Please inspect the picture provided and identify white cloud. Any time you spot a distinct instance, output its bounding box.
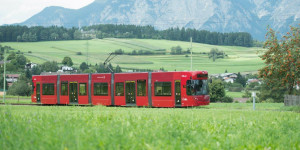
[0,0,94,25]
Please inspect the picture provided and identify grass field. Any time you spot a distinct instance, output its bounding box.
[2,39,264,74]
[226,91,244,98]
[0,103,299,149]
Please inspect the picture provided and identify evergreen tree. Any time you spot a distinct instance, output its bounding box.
[115,65,122,73]
[96,64,107,73]
[235,72,246,87]
[25,68,32,80]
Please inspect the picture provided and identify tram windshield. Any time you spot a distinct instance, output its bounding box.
[186,80,209,95]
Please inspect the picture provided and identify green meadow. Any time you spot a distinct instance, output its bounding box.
[2,38,264,74]
[0,103,299,149]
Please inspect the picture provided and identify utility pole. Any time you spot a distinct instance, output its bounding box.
[86,41,89,65]
[3,47,6,103]
[190,37,193,71]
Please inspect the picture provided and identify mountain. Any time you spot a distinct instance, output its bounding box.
[21,0,300,40]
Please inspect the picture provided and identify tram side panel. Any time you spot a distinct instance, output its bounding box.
[151,72,176,107]
[114,73,149,106]
[91,74,112,105]
[60,74,89,105]
[40,75,58,104]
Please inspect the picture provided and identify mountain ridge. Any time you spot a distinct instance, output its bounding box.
[20,0,300,40]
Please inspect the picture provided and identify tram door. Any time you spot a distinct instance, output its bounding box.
[175,80,181,106]
[125,81,136,104]
[36,83,41,102]
[69,82,78,103]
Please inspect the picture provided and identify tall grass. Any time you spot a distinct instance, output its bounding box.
[0,104,299,149]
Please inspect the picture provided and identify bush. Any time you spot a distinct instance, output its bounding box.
[266,98,274,103]
[28,51,32,53]
[221,96,233,103]
[76,52,82,55]
[228,83,243,92]
[7,80,31,96]
[209,79,225,102]
[229,87,243,92]
[242,89,251,98]
[253,86,261,91]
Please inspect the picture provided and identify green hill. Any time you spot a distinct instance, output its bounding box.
[2,38,264,74]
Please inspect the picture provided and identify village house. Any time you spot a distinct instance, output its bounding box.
[25,62,37,69]
[247,78,261,84]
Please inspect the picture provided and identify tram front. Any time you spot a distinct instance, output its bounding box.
[183,71,210,106]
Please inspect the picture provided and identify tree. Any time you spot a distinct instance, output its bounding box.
[235,72,246,87]
[209,48,218,62]
[50,33,59,40]
[40,61,59,72]
[62,56,73,66]
[209,79,225,102]
[258,81,287,102]
[16,54,27,66]
[115,65,122,73]
[0,75,8,90]
[62,33,70,40]
[7,80,31,100]
[31,65,41,75]
[7,52,16,60]
[259,25,300,95]
[73,30,82,40]
[170,46,182,55]
[80,62,89,71]
[96,64,107,73]
[25,68,32,80]
[131,50,137,55]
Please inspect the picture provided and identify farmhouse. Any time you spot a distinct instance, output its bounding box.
[5,74,20,87]
[61,66,74,71]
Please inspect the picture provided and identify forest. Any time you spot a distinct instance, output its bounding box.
[0,24,253,47]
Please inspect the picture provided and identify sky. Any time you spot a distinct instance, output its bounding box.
[0,0,95,25]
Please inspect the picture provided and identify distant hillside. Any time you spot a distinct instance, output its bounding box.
[2,39,264,74]
[20,0,300,40]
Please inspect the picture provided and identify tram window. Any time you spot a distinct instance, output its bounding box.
[137,80,146,96]
[79,83,87,96]
[186,80,209,95]
[61,82,68,96]
[154,82,171,96]
[42,83,55,95]
[115,82,124,96]
[94,83,108,96]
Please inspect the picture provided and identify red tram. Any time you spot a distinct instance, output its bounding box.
[31,71,210,107]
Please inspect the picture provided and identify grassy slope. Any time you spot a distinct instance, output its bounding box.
[0,104,299,149]
[3,39,264,74]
